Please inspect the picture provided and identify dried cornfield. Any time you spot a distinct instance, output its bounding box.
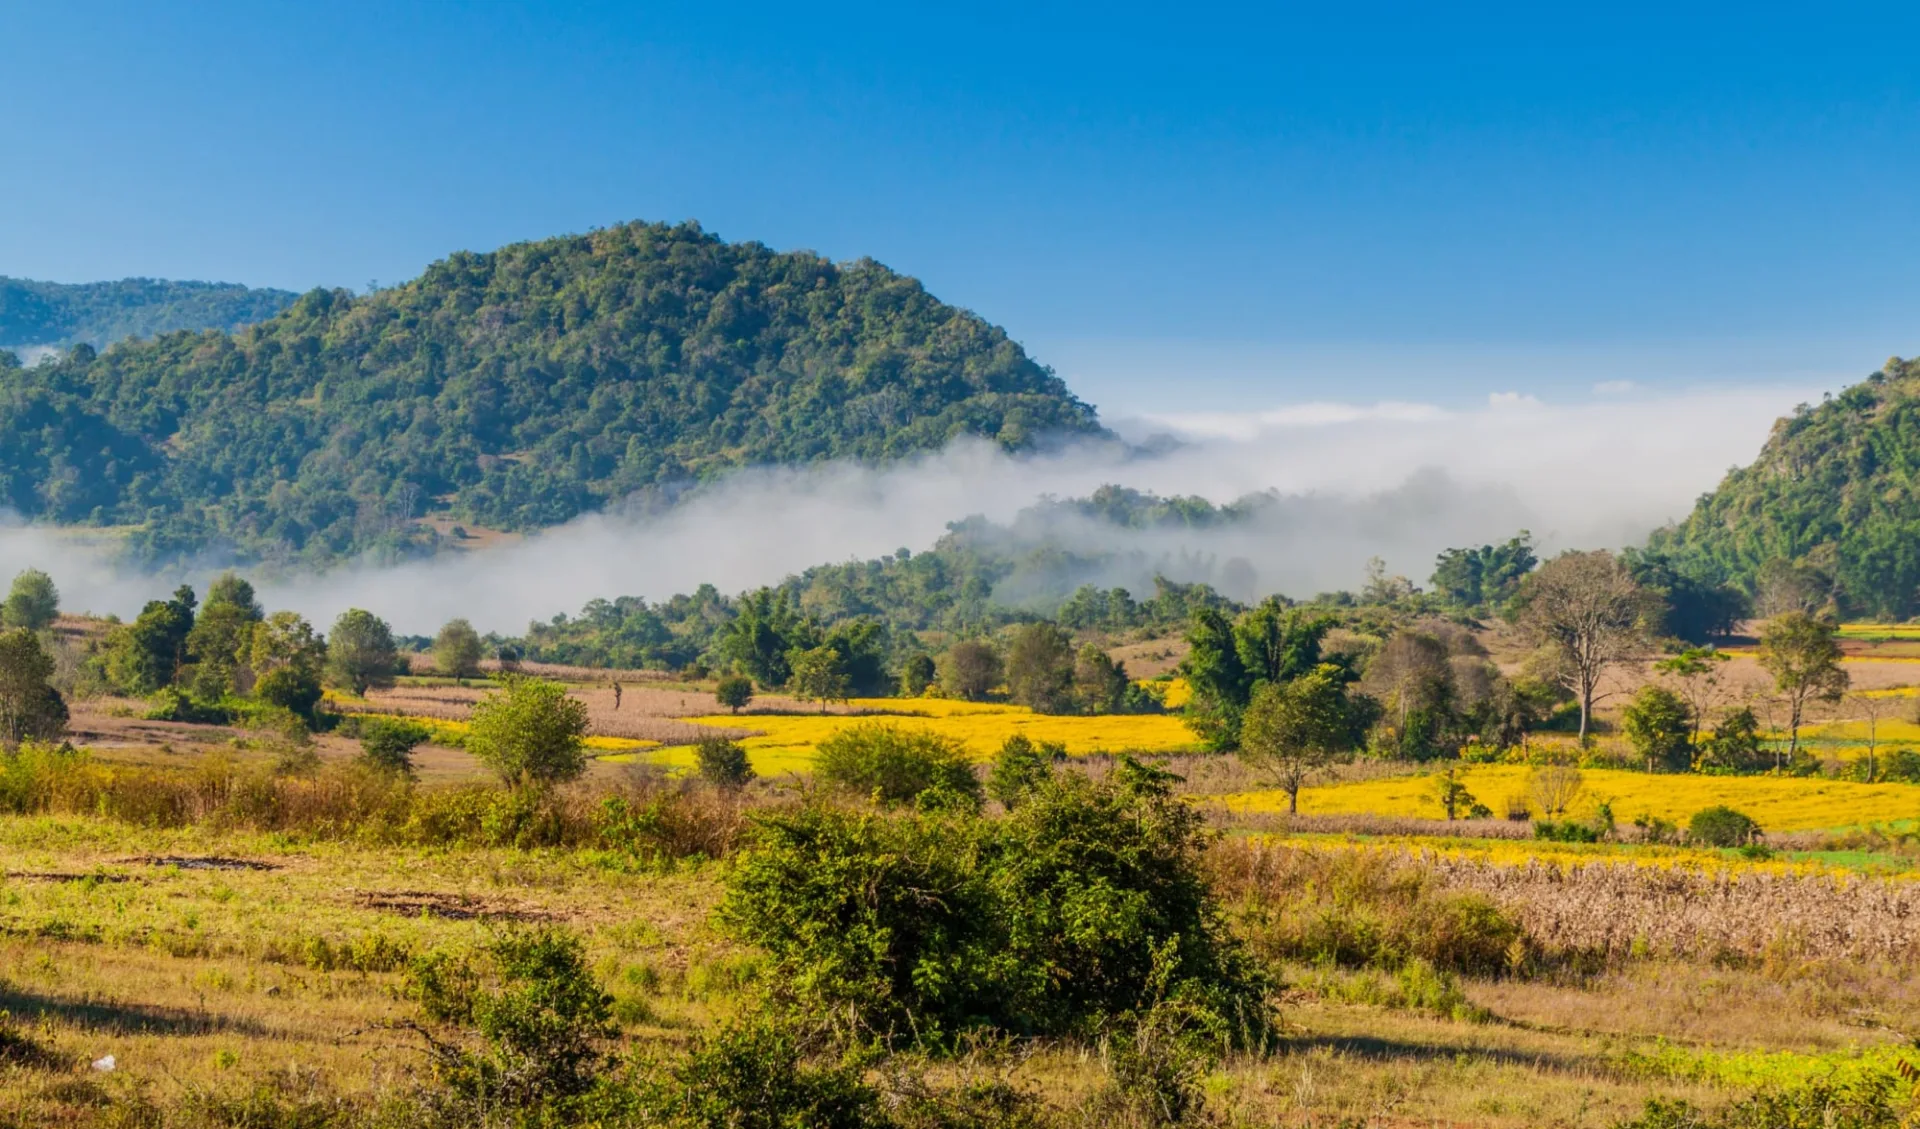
[1213,839,1920,965]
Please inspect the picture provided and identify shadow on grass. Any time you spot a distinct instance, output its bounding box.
[0,984,273,1039]
[1277,1031,1591,1074]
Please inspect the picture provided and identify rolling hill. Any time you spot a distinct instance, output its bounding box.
[0,221,1105,566]
[0,276,296,352]
[1648,356,1920,619]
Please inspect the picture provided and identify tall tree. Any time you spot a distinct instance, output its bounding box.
[326,608,400,696]
[1653,646,1731,753]
[466,677,590,791]
[1621,685,1693,772]
[2,569,58,630]
[434,618,485,681]
[1181,606,1249,751]
[1512,550,1651,744]
[940,639,1001,702]
[1005,622,1076,714]
[1237,663,1355,814]
[0,628,66,745]
[787,644,852,712]
[1757,611,1849,759]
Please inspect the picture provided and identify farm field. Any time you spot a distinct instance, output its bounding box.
[1224,764,1920,833]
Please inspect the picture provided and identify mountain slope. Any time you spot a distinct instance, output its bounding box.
[1647,356,1920,619]
[0,277,296,351]
[0,221,1103,565]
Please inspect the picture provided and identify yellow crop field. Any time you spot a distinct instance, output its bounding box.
[356,711,659,753]
[1261,833,1881,879]
[637,700,1201,777]
[1800,717,1920,744]
[1841,623,1920,640]
[1223,765,1920,831]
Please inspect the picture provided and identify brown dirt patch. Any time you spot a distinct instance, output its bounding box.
[353,890,553,922]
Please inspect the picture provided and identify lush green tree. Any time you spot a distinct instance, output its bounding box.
[787,644,852,712]
[254,665,323,724]
[1072,643,1130,714]
[714,673,754,714]
[985,733,1058,810]
[434,618,484,681]
[325,608,400,696]
[1237,663,1357,813]
[0,628,66,745]
[1757,611,1849,759]
[695,736,753,791]
[1005,622,1076,714]
[248,610,325,679]
[899,652,936,696]
[1696,706,1767,773]
[1621,685,1693,772]
[1234,598,1332,687]
[939,639,1001,701]
[103,586,196,694]
[184,584,262,700]
[1431,533,1537,609]
[465,677,591,791]
[1,569,58,630]
[716,589,811,689]
[1181,607,1249,751]
[1654,646,1731,752]
[203,572,262,618]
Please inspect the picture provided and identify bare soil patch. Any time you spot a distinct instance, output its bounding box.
[352,889,552,922]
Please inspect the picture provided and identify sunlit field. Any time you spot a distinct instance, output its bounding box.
[1223,764,1920,832]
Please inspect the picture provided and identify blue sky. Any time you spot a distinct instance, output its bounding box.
[3,1,1917,412]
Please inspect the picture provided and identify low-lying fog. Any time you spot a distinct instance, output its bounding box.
[0,384,1820,633]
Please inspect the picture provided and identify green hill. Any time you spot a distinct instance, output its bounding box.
[0,277,296,351]
[1647,356,1920,619]
[0,221,1104,565]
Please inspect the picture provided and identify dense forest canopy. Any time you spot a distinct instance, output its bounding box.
[0,277,295,351]
[1648,357,1920,620]
[0,221,1105,566]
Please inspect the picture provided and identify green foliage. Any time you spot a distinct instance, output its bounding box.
[406,926,614,1110]
[714,673,754,713]
[1647,358,1920,621]
[1431,532,1537,609]
[143,685,230,725]
[940,639,1002,701]
[1237,664,1357,812]
[103,585,196,694]
[813,723,981,809]
[984,734,1057,810]
[254,666,323,723]
[1004,622,1076,714]
[1,568,57,630]
[721,766,1269,1048]
[1611,1075,1916,1129]
[325,608,400,696]
[646,1017,885,1129]
[899,653,936,696]
[1179,607,1248,751]
[1621,685,1693,771]
[0,274,294,350]
[361,718,432,776]
[695,736,753,790]
[1689,805,1762,847]
[1758,611,1849,755]
[0,628,66,745]
[433,618,484,680]
[789,644,854,710]
[1697,707,1767,773]
[2,223,1100,566]
[465,676,590,790]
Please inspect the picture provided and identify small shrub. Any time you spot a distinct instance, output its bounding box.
[144,686,231,724]
[360,718,432,776]
[646,1016,884,1129]
[696,736,753,790]
[813,723,981,809]
[714,674,754,714]
[406,926,614,1109]
[1533,819,1601,843]
[1689,805,1761,847]
[254,666,323,723]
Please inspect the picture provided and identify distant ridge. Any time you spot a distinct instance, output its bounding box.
[0,220,1106,566]
[0,276,296,351]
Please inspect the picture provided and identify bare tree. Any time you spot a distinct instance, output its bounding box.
[1513,550,1652,744]
[1853,691,1888,781]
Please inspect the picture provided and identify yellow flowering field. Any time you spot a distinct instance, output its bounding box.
[1840,623,1920,640]
[353,711,659,753]
[1260,833,1887,879]
[635,700,1201,777]
[1222,765,1920,831]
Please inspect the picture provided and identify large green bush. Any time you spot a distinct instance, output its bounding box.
[720,758,1269,1048]
[813,723,981,809]
[1689,805,1762,847]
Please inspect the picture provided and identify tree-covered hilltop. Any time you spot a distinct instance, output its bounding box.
[0,221,1105,565]
[1648,357,1920,620]
[0,277,295,351]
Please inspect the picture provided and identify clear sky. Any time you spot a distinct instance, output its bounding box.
[4,1,1916,412]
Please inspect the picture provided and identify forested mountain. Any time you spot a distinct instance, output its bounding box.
[0,277,295,351]
[0,221,1104,565]
[1648,357,1920,619]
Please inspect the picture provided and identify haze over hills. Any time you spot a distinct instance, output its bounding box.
[0,221,1105,567]
[0,276,296,353]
